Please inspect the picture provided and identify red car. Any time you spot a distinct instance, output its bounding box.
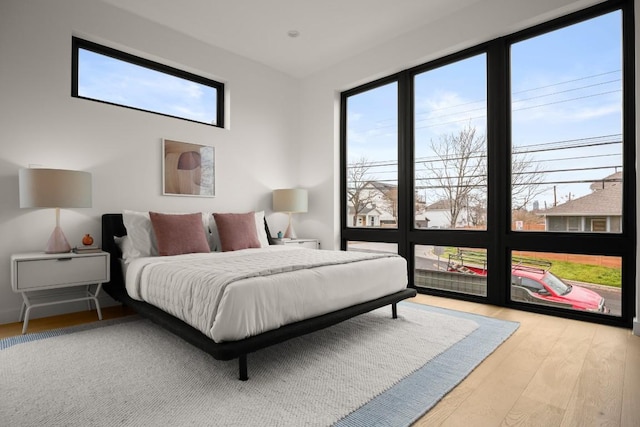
[510,266,608,313]
[447,252,608,313]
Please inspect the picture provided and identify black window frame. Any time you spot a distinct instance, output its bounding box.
[340,0,635,328]
[71,37,225,128]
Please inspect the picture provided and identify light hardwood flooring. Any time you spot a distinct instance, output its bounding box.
[1,296,638,426]
[0,305,135,338]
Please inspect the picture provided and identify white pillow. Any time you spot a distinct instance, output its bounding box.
[114,235,136,262]
[202,211,217,251]
[208,211,270,251]
[122,210,158,259]
[208,214,222,252]
[254,211,270,248]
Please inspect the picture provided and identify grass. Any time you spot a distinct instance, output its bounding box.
[548,261,621,288]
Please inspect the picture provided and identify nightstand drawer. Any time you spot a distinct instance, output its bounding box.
[273,238,320,249]
[286,240,319,249]
[15,256,108,290]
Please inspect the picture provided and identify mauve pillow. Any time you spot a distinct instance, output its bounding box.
[213,212,261,251]
[149,212,211,256]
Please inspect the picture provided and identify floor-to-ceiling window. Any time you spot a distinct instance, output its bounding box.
[340,0,634,327]
[342,77,401,255]
[508,10,625,317]
[413,53,489,297]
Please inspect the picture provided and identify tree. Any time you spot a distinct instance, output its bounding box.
[346,157,378,226]
[421,124,546,227]
[511,150,546,210]
[421,124,487,228]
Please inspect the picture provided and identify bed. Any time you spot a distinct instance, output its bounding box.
[101,213,416,380]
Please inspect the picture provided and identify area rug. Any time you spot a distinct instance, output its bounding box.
[0,303,518,426]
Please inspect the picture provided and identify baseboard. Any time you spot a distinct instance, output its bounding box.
[634,317,640,337]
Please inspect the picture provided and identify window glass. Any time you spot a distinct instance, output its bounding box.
[414,54,487,230]
[414,245,487,296]
[345,82,398,228]
[510,251,620,316]
[73,38,223,126]
[510,12,622,232]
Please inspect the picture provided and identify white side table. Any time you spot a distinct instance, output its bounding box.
[272,238,320,250]
[11,251,110,334]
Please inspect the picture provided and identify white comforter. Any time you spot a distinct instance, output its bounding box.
[125,246,407,342]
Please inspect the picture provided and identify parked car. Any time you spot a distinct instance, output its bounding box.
[447,251,608,313]
[510,265,608,313]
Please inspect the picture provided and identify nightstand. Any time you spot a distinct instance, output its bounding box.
[11,251,110,334]
[272,238,320,250]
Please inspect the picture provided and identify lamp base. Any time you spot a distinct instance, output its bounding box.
[283,213,297,239]
[45,226,72,254]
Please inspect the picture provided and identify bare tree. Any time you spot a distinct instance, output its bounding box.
[421,124,546,227]
[378,185,397,221]
[346,157,377,226]
[422,124,487,228]
[511,151,546,210]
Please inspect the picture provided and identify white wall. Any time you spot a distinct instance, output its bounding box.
[296,0,640,333]
[0,0,300,323]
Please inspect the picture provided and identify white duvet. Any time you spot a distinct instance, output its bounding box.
[125,246,408,342]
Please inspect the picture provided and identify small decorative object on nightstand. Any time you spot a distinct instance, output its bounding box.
[10,251,110,334]
[82,233,94,246]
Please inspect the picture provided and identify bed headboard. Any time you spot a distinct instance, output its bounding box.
[100,213,276,292]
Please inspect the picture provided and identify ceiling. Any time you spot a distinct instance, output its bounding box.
[99,0,483,78]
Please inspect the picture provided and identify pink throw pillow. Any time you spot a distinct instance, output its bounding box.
[213,212,261,251]
[149,212,210,256]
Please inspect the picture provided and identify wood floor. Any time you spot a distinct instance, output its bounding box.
[1,296,638,426]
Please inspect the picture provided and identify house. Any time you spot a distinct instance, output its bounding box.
[541,172,623,232]
[347,181,399,227]
[347,204,384,227]
[1,0,638,423]
[422,199,472,229]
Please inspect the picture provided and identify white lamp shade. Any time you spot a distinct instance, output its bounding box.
[19,168,92,208]
[273,188,308,213]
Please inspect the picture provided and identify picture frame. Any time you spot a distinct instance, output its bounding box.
[162,139,215,197]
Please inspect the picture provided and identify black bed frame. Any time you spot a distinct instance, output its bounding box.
[101,213,417,380]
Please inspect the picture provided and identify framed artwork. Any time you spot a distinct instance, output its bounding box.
[162,139,215,197]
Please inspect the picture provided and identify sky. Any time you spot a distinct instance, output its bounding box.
[78,49,219,125]
[347,10,623,212]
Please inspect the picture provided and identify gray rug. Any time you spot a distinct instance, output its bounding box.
[0,303,518,426]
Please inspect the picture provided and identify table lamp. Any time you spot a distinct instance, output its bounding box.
[19,168,92,253]
[272,188,308,239]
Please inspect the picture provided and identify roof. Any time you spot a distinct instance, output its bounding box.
[366,181,397,194]
[542,185,622,216]
[425,199,452,210]
[589,171,622,191]
[348,205,382,216]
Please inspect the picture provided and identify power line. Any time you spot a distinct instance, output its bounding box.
[512,89,621,113]
[511,70,620,95]
[356,70,622,131]
[414,79,620,124]
[511,79,620,104]
[348,137,622,167]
